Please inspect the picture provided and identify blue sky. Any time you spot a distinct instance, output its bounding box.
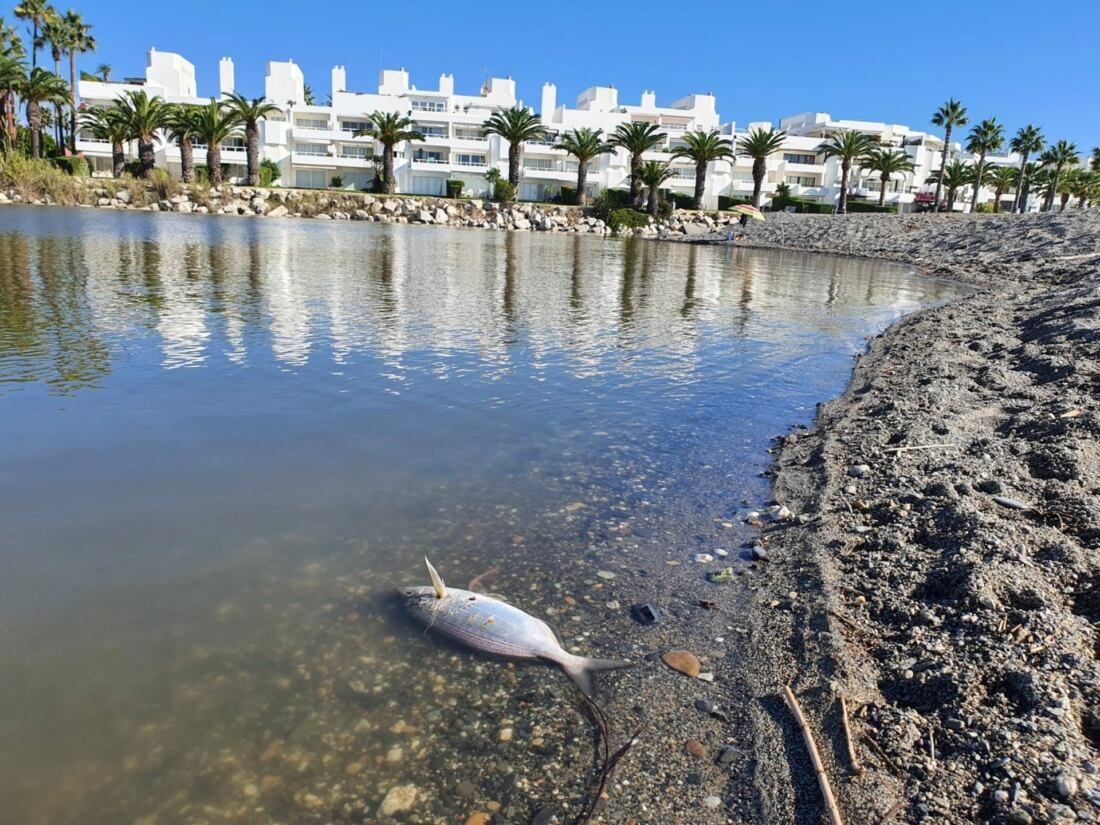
[74,0,1098,150]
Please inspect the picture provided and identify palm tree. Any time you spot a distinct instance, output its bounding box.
[1009,125,1044,213]
[930,99,967,209]
[19,65,67,157]
[0,16,23,55]
[1039,140,1079,211]
[556,127,611,205]
[95,62,109,81]
[610,121,666,206]
[61,10,93,154]
[965,118,1004,212]
[0,53,24,153]
[41,14,63,146]
[672,129,734,210]
[353,111,423,195]
[861,147,915,207]
[483,105,544,189]
[1015,161,1041,213]
[638,160,675,216]
[818,130,877,213]
[1089,147,1100,172]
[925,159,972,211]
[736,127,786,208]
[165,104,200,182]
[224,92,279,186]
[13,0,52,68]
[192,98,241,185]
[80,105,127,175]
[985,166,1017,213]
[115,89,168,177]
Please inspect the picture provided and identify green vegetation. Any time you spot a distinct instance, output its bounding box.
[445,179,463,198]
[224,92,279,186]
[607,207,649,232]
[492,178,515,204]
[329,175,343,188]
[925,159,973,211]
[817,129,877,213]
[354,111,423,195]
[609,121,665,207]
[638,159,674,216]
[1009,124,1043,213]
[861,147,915,207]
[50,153,85,175]
[556,127,611,206]
[672,129,734,210]
[483,105,544,189]
[930,99,967,211]
[736,127,786,208]
[965,117,1004,211]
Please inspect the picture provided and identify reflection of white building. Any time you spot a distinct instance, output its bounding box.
[75,49,1041,211]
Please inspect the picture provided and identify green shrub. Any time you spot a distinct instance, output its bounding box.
[493,179,515,204]
[330,175,344,188]
[668,191,695,210]
[973,202,994,214]
[15,126,57,158]
[0,153,82,204]
[52,156,90,177]
[259,159,281,187]
[446,179,464,199]
[718,195,753,210]
[658,199,674,218]
[589,188,632,221]
[607,208,650,232]
[151,168,179,200]
[558,185,577,205]
[123,160,142,177]
[845,200,897,214]
[194,165,210,184]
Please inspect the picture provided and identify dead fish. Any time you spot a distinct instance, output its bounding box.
[401,558,630,696]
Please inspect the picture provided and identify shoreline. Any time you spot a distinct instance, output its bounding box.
[715,212,1100,824]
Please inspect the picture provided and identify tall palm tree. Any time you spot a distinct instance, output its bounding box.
[1089,147,1099,172]
[861,147,915,207]
[165,104,200,182]
[736,127,786,208]
[638,160,675,216]
[672,129,734,210]
[0,53,25,153]
[95,62,109,81]
[930,98,967,209]
[1009,125,1044,213]
[353,111,423,194]
[19,65,66,157]
[80,105,128,175]
[1039,140,1079,211]
[985,166,1016,213]
[925,159,973,211]
[610,121,666,206]
[483,105,545,189]
[223,93,279,186]
[965,118,1005,212]
[192,98,241,185]
[1015,161,1041,213]
[818,130,877,213]
[60,10,93,154]
[0,16,23,55]
[115,89,168,177]
[13,0,52,68]
[556,127,612,205]
[41,14,64,147]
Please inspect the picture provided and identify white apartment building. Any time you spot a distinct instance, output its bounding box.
[76,49,1039,211]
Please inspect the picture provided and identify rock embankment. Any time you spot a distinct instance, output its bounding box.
[0,178,745,236]
[715,212,1100,825]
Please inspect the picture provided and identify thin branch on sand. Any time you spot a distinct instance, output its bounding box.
[783,684,845,825]
[840,696,863,775]
[882,443,959,454]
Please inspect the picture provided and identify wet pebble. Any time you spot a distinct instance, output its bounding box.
[595,571,616,580]
[703,795,722,809]
[377,785,418,818]
[717,745,741,765]
[662,650,701,678]
[685,740,705,758]
[849,464,872,478]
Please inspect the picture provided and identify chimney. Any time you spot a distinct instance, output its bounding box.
[540,82,556,116]
[641,90,656,109]
[331,65,346,96]
[219,57,234,96]
[438,73,454,95]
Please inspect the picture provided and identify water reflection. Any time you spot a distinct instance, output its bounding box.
[0,207,968,825]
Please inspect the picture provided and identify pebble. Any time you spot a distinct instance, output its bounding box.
[243,784,258,798]
[499,727,514,743]
[662,650,702,678]
[751,545,768,561]
[694,553,714,563]
[717,745,740,765]
[595,570,616,580]
[685,739,705,758]
[385,746,403,763]
[992,495,1029,510]
[714,548,729,557]
[345,761,364,775]
[465,815,490,825]
[377,785,418,818]
[1054,773,1078,798]
[848,464,872,478]
[697,672,715,682]
[703,795,722,809]
[456,780,477,797]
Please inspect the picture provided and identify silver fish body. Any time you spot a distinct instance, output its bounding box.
[401,584,629,695]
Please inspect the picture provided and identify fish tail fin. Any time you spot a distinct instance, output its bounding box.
[559,654,632,697]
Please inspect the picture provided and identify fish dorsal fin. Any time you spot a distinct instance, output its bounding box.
[424,557,447,599]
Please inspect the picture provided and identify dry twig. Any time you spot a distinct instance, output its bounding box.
[882,443,959,454]
[783,684,844,825]
[840,696,863,775]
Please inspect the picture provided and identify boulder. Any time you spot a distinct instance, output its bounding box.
[267,205,289,218]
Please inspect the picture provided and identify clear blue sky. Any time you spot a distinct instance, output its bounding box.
[74,0,1098,150]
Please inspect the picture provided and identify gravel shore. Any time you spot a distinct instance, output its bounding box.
[693,212,1100,824]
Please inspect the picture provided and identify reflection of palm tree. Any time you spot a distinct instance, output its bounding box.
[569,236,583,314]
[502,231,517,331]
[681,244,698,319]
[620,236,639,327]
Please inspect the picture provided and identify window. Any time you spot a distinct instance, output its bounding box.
[411,99,446,113]
[295,169,327,188]
[786,175,817,186]
[338,145,373,159]
[295,143,328,156]
[523,158,555,170]
[339,170,375,190]
[410,175,446,195]
[455,153,486,167]
[454,128,486,141]
[672,167,694,179]
[296,118,329,130]
[417,125,447,138]
[413,150,446,164]
[783,153,818,165]
[340,120,371,134]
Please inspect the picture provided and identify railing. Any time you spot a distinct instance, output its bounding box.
[413,156,447,164]
[454,132,487,141]
[295,122,330,131]
[337,152,373,160]
[78,136,109,144]
[454,160,487,168]
[295,149,330,157]
[411,101,446,113]
[663,123,688,131]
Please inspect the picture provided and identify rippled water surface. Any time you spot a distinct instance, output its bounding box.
[0,207,967,824]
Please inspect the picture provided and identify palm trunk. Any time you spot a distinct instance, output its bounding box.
[838,162,850,213]
[1019,179,1031,213]
[878,173,887,207]
[383,143,395,194]
[207,144,222,185]
[28,101,41,159]
[693,160,706,210]
[68,52,77,155]
[53,56,62,150]
[751,156,765,207]
[992,190,1002,213]
[179,137,194,183]
[576,161,588,206]
[629,156,642,206]
[1059,191,1070,211]
[508,140,521,188]
[139,138,156,178]
[1043,171,1059,211]
[245,121,259,186]
[648,184,658,216]
[1012,152,1029,213]
[970,154,985,212]
[111,141,125,177]
[947,186,957,211]
[31,23,38,68]
[933,125,951,208]
[1078,194,1087,209]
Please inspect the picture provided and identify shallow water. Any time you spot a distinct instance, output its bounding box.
[0,207,967,824]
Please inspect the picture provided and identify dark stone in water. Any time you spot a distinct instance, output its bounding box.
[685,771,702,785]
[717,745,742,765]
[530,807,555,825]
[631,603,662,625]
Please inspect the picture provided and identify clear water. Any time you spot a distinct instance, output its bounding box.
[0,207,967,824]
